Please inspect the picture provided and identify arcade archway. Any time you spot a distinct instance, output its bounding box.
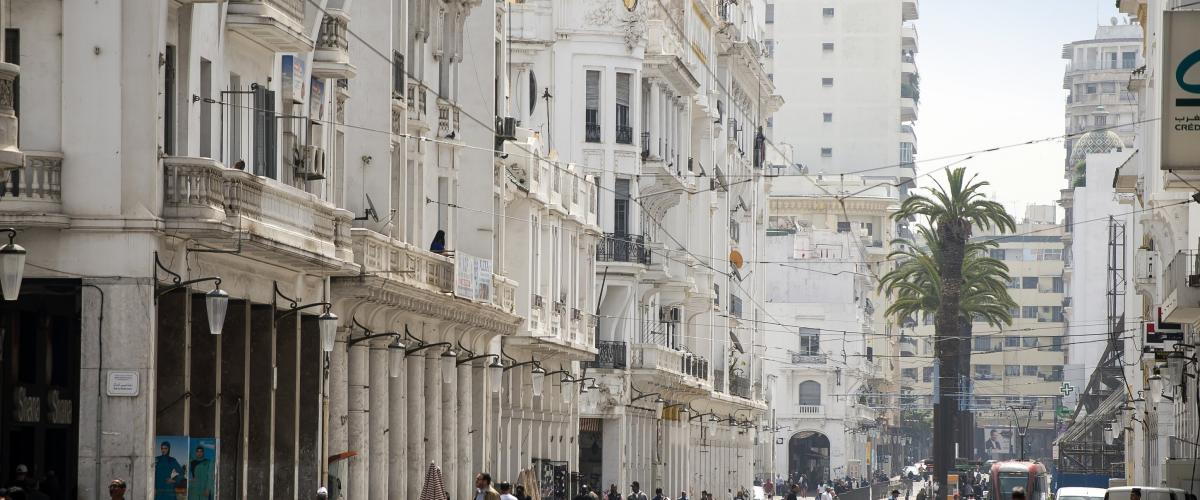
[788,431,831,484]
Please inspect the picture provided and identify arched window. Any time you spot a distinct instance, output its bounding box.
[798,381,821,406]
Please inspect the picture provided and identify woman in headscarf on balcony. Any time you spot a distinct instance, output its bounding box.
[430,230,446,254]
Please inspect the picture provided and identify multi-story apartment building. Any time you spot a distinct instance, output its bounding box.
[766,0,919,184]
[1061,21,1143,178]
[901,207,1067,464]
[764,174,898,482]
[761,0,917,481]
[1097,0,1200,489]
[0,0,604,498]
[504,0,778,493]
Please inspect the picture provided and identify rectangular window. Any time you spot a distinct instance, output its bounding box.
[822,77,834,87]
[1086,83,1097,94]
[1051,276,1064,293]
[585,70,601,143]
[902,368,917,379]
[799,328,820,355]
[5,29,16,118]
[1101,82,1116,94]
[1022,336,1039,348]
[614,178,630,235]
[822,42,835,51]
[1022,306,1037,319]
[1004,336,1021,348]
[974,365,992,379]
[765,40,775,58]
[164,44,177,156]
[1022,277,1038,289]
[973,337,991,351]
[1005,365,1020,377]
[1122,51,1137,69]
[252,84,278,178]
[822,7,835,16]
[836,222,851,233]
[615,72,632,144]
[765,3,774,23]
[1008,307,1020,318]
[1007,277,1020,289]
[990,249,1005,260]
[1023,365,1039,377]
[200,59,212,158]
[823,112,833,123]
[821,147,833,157]
[393,51,405,98]
[922,367,933,382]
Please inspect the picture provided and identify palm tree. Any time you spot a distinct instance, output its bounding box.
[883,167,1016,492]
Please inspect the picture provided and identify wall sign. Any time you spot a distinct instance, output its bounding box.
[106,371,140,397]
[1162,10,1200,170]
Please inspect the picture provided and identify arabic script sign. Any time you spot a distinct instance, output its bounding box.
[1163,11,1200,170]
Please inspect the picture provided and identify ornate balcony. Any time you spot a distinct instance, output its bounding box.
[596,233,651,265]
[0,63,20,171]
[437,100,461,139]
[162,156,355,272]
[629,343,712,394]
[312,11,357,80]
[407,82,429,132]
[0,152,66,228]
[584,340,628,370]
[226,0,313,52]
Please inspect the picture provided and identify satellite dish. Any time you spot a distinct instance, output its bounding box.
[729,249,744,269]
[355,193,380,222]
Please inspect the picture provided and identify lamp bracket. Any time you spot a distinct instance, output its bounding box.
[153,252,222,302]
[272,281,330,319]
[457,353,499,366]
[406,341,452,356]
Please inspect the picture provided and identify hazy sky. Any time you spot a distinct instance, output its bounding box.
[915,0,1124,221]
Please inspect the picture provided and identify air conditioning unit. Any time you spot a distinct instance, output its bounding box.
[297,145,327,180]
[496,117,518,142]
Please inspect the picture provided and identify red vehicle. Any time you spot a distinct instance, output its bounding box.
[989,461,1049,500]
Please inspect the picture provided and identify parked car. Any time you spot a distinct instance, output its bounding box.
[1056,486,1107,500]
[1105,487,1197,500]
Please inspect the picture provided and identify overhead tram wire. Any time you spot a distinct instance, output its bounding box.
[290,0,1162,356]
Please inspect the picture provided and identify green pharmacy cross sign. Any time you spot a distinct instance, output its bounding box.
[1059,382,1075,397]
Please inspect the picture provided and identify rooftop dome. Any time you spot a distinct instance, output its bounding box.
[1070,106,1124,164]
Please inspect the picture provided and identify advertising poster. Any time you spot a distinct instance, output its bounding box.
[188,437,218,500]
[983,427,1013,461]
[309,77,325,119]
[153,435,189,500]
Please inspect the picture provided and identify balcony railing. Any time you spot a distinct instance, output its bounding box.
[682,354,709,380]
[730,374,751,399]
[597,233,651,265]
[616,125,634,145]
[585,340,628,370]
[0,152,64,214]
[407,82,428,123]
[796,405,823,415]
[316,13,349,51]
[789,351,826,364]
[641,131,652,158]
[585,123,601,143]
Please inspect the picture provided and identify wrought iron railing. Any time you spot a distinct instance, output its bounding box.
[597,233,651,265]
[730,374,751,399]
[616,125,634,145]
[585,123,601,143]
[584,340,627,370]
[682,354,709,380]
[789,351,826,364]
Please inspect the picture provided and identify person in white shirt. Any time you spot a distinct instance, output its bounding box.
[820,486,834,500]
[498,482,518,500]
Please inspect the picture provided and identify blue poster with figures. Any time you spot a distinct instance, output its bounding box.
[188,437,218,500]
[153,436,189,500]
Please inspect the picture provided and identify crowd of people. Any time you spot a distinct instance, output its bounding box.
[570,481,753,500]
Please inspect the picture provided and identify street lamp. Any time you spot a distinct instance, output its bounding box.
[531,365,546,397]
[488,358,504,393]
[346,318,407,377]
[273,281,336,352]
[402,326,456,381]
[441,347,459,383]
[154,252,228,335]
[542,367,576,404]
[0,228,25,301]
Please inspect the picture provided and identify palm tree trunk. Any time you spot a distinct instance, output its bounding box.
[932,220,968,499]
[958,319,974,462]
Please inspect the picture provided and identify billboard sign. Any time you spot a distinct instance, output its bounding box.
[1163,11,1200,169]
[454,252,493,303]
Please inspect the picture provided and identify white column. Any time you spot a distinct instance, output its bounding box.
[442,359,459,499]
[425,352,444,467]
[649,80,661,156]
[407,356,427,500]
[388,355,407,499]
[368,344,390,500]
[457,363,474,495]
[347,343,369,499]
[327,330,349,475]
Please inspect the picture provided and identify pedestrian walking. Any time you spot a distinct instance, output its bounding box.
[798,475,808,499]
[653,487,671,500]
[473,472,501,500]
[498,482,518,500]
[628,481,649,500]
[515,485,532,500]
[679,491,690,500]
[609,485,623,500]
[108,480,127,500]
[786,484,800,500]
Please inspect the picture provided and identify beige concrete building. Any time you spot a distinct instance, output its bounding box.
[900,206,1067,463]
